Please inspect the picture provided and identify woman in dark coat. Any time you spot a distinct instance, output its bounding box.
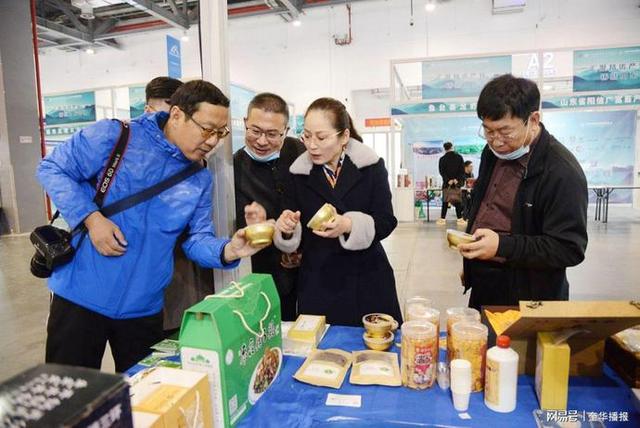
[274,97,401,326]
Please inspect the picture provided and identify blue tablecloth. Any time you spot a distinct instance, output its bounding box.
[128,326,638,427]
[239,326,638,427]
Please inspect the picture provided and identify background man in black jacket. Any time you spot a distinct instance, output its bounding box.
[458,74,588,310]
[437,142,466,226]
[234,93,305,321]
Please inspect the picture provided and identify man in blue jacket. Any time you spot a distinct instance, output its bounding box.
[37,80,265,372]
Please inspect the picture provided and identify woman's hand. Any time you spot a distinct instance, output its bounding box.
[276,210,301,235]
[313,214,352,239]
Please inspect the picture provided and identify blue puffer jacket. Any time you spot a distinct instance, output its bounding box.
[36,112,238,319]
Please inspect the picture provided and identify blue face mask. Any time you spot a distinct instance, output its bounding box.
[489,143,530,161]
[243,146,280,163]
[489,119,531,161]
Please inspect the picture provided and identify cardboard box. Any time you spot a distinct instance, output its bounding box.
[179,274,282,427]
[605,333,640,388]
[0,363,132,427]
[482,301,640,376]
[535,332,570,410]
[288,314,326,345]
[129,367,212,428]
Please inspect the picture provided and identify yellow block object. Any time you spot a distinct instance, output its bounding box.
[485,309,521,336]
[288,314,326,345]
[535,332,570,410]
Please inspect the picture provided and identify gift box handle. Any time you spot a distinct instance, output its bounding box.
[233,291,272,339]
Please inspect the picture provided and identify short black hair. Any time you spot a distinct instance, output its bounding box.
[145,76,183,102]
[443,142,453,151]
[477,74,540,122]
[464,160,473,167]
[169,80,230,116]
[247,93,290,124]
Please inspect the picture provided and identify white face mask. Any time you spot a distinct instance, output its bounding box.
[489,119,531,161]
[243,146,280,163]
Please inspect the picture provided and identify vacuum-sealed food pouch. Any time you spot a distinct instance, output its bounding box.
[294,348,352,389]
[349,350,401,387]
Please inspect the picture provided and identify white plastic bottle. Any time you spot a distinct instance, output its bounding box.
[484,335,519,413]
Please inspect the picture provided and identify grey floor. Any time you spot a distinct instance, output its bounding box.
[1,206,639,381]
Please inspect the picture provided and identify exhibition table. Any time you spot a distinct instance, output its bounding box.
[128,326,638,427]
[590,185,640,223]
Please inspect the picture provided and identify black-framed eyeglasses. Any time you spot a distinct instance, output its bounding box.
[188,114,230,140]
[245,126,287,142]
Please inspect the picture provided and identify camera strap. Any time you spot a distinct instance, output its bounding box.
[49,119,130,228]
[94,120,131,208]
[54,120,203,234]
[100,162,203,218]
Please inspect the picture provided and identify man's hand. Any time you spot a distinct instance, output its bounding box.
[276,210,301,235]
[84,211,128,257]
[458,228,499,260]
[244,202,267,226]
[313,214,352,239]
[224,221,274,262]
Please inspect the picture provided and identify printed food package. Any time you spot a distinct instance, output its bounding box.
[349,350,401,387]
[294,349,352,389]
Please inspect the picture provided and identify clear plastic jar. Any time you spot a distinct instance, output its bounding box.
[450,321,488,392]
[404,296,433,321]
[445,307,480,363]
[401,320,438,389]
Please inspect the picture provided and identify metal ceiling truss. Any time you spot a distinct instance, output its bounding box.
[122,0,190,29]
[34,0,375,52]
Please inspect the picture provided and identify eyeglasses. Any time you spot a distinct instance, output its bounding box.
[478,121,527,142]
[300,130,344,144]
[189,114,230,140]
[245,126,287,142]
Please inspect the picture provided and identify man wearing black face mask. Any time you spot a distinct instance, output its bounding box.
[458,74,588,310]
[233,93,305,321]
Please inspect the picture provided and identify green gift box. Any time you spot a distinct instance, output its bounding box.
[179,274,282,427]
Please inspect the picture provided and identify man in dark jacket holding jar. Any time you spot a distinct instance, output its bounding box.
[233,93,305,321]
[458,74,588,310]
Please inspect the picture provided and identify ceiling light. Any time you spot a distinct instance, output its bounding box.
[292,19,301,27]
[85,48,95,54]
[425,1,436,12]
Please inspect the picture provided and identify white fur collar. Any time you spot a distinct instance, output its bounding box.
[289,139,379,175]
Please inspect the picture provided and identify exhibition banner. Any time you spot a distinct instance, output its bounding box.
[128,85,146,118]
[400,116,485,208]
[44,92,96,126]
[166,35,182,79]
[230,84,257,153]
[392,100,477,115]
[573,46,640,92]
[544,110,637,203]
[421,56,511,99]
[542,93,640,109]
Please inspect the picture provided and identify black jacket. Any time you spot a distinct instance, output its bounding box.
[439,150,465,188]
[233,137,306,299]
[275,140,402,326]
[464,124,588,310]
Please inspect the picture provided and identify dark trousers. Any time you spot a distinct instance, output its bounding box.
[280,288,297,322]
[46,294,163,373]
[440,201,463,219]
